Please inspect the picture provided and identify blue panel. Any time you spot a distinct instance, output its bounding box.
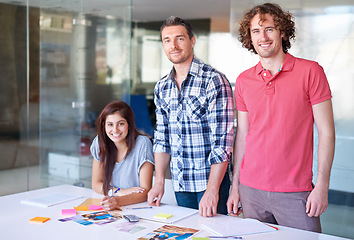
[130,95,154,137]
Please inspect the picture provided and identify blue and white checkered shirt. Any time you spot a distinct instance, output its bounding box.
[153,57,234,192]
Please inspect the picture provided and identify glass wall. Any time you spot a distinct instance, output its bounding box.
[38,0,132,188]
[0,0,131,196]
[0,2,38,195]
[230,0,354,238]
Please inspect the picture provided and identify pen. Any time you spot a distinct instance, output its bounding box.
[129,206,153,210]
[209,236,242,239]
[264,223,279,230]
[227,207,242,216]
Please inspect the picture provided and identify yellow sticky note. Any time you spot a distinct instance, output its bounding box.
[192,238,209,240]
[74,206,89,211]
[29,217,50,223]
[153,213,173,220]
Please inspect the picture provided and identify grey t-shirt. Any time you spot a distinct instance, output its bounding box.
[90,135,154,189]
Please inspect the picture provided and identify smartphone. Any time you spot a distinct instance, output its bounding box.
[123,214,140,222]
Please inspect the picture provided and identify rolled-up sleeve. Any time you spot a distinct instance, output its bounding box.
[153,82,171,154]
[207,73,234,165]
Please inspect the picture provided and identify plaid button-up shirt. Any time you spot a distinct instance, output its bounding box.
[153,57,234,192]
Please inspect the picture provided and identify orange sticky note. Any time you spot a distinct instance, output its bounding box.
[29,217,50,223]
[62,209,77,216]
[74,206,89,211]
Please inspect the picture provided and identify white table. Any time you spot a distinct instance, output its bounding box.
[0,184,350,240]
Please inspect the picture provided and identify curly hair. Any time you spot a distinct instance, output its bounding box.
[238,3,295,54]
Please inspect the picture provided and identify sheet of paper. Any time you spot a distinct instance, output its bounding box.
[201,217,276,237]
[21,193,83,208]
[80,210,117,225]
[138,224,199,240]
[128,225,146,234]
[77,198,101,207]
[120,203,198,224]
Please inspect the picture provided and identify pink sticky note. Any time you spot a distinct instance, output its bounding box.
[62,209,77,216]
[89,205,103,210]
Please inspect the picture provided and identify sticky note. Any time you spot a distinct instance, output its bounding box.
[29,217,50,223]
[89,204,103,210]
[74,206,89,211]
[192,238,209,240]
[62,209,77,216]
[153,213,173,220]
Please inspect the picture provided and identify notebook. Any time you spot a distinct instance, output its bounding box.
[21,193,83,208]
[201,217,276,237]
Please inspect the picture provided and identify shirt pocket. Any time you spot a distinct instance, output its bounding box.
[159,95,171,113]
[186,95,207,121]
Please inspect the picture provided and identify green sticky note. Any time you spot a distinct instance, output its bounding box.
[153,213,173,219]
[192,237,209,240]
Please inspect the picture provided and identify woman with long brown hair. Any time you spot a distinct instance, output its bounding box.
[91,100,154,210]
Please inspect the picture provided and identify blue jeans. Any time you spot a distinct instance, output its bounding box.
[174,172,230,215]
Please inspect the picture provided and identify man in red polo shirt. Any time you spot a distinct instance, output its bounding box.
[227,3,335,233]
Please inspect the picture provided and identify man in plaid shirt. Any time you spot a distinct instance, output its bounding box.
[147,16,234,217]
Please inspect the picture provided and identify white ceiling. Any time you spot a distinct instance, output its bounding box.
[1,0,353,22]
[131,0,231,22]
[2,0,231,21]
[131,0,354,21]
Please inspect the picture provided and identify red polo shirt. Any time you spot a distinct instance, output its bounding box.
[235,53,332,192]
